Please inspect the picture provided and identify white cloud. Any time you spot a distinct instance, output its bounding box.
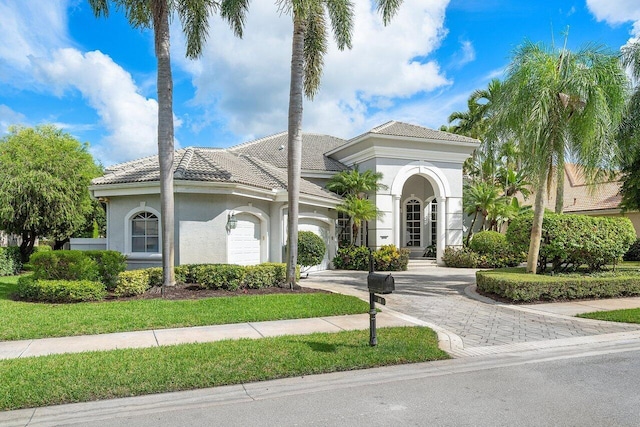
[449,39,476,69]
[0,0,71,87]
[586,0,640,38]
[30,48,159,164]
[0,105,27,134]
[173,0,451,140]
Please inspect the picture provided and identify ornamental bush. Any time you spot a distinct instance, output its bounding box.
[332,245,371,270]
[193,264,246,290]
[84,250,127,291]
[442,246,479,268]
[114,270,151,297]
[30,250,99,282]
[16,276,106,302]
[373,245,409,271]
[297,231,326,270]
[507,212,636,273]
[469,231,507,255]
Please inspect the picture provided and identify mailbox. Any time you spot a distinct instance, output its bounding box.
[367,272,395,294]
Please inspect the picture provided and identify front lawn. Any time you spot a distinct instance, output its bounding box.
[0,326,448,411]
[578,308,640,323]
[0,276,369,341]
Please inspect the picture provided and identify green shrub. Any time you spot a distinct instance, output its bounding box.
[146,267,164,287]
[16,276,106,303]
[83,250,127,291]
[30,250,100,282]
[469,231,507,255]
[374,245,409,271]
[477,268,640,302]
[0,247,20,276]
[332,245,371,270]
[114,270,151,297]
[624,238,640,261]
[442,246,479,268]
[175,264,199,284]
[193,264,246,290]
[297,231,326,270]
[243,264,277,289]
[507,212,636,272]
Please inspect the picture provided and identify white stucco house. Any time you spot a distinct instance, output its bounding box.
[88,121,478,269]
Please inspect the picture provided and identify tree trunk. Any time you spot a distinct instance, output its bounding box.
[285,15,305,289]
[19,230,36,264]
[526,172,548,273]
[466,210,479,245]
[153,2,175,290]
[554,159,565,213]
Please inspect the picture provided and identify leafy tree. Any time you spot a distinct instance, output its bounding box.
[279,0,402,288]
[88,0,248,289]
[0,125,102,262]
[495,40,627,273]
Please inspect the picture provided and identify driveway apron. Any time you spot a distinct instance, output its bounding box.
[303,263,640,357]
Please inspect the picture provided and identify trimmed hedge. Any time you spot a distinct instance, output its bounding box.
[442,247,479,268]
[193,264,246,290]
[332,245,410,271]
[29,250,126,288]
[476,268,640,302]
[16,276,106,303]
[114,270,152,297]
[507,212,636,272]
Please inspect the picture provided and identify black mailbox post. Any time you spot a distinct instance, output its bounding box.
[367,251,394,346]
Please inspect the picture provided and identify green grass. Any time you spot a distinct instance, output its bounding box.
[0,326,448,411]
[578,308,640,323]
[0,276,369,340]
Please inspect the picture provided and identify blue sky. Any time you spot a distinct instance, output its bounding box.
[1,0,639,166]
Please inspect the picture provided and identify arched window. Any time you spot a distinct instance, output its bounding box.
[131,212,159,253]
[405,199,421,247]
[430,199,437,245]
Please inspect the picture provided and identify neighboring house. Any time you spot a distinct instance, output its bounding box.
[537,163,640,236]
[89,121,478,269]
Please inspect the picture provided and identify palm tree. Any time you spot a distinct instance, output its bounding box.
[618,40,640,211]
[495,40,627,273]
[463,181,502,245]
[326,168,387,198]
[336,195,382,245]
[88,0,247,290]
[279,0,402,288]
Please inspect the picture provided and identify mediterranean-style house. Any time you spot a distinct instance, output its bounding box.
[87,121,479,269]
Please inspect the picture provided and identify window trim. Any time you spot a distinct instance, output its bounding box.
[124,205,162,260]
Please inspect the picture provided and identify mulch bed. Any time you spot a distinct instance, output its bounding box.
[116,283,330,301]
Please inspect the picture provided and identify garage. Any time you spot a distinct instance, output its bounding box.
[228,213,262,265]
[299,219,331,271]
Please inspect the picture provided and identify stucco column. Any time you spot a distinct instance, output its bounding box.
[436,196,446,266]
[393,195,401,248]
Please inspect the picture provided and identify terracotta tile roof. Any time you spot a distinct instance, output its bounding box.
[362,120,480,144]
[229,132,348,172]
[92,148,341,201]
[534,164,623,212]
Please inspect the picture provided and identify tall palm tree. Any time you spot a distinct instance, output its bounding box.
[618,41,640,211]
[279,0,402,288]
[88,0,248,289]
[495,40,627,273]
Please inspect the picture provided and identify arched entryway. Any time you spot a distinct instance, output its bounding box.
[390,161,452,264]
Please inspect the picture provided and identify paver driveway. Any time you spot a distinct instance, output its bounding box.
[304,263,640,357]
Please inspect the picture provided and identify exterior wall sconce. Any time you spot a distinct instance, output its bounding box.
[226,212,238,233]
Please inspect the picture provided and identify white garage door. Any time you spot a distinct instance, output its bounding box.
[299,219,330,271]
[228,213,261,265]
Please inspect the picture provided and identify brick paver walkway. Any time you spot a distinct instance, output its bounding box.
[305,264,640,354]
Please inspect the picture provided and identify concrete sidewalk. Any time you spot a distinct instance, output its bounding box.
[0,312,417,360]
